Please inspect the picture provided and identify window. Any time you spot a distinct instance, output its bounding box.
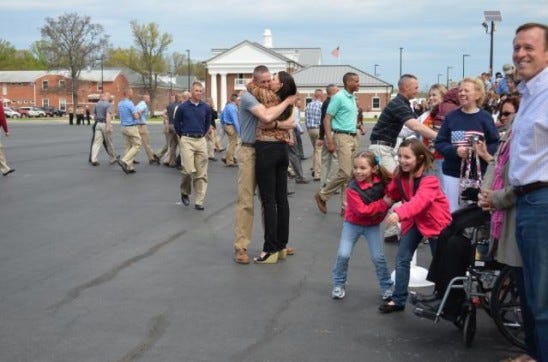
[58,79,65,88]
[42,80,49,90]
[42,99,49,107]
[59,99,66,111]
[372,97,380,109]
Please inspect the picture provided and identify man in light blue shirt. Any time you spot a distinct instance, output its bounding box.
[116,88,141,173]
[220,93,240,166]
[508,23,548,362]
[136,94,160,165]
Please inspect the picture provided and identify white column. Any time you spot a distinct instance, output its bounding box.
[220,72,227,112]
[210,72,218,110]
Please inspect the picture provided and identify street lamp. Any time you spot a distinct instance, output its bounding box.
[374,64,379,77]
[168,71,173,96]
[399,47,403,78]
[483,10,502,74]
[186,49,191,90]
[437,73,443,84]
[96,54,104,92]
[446,66,453,88]
[462,54,470,78]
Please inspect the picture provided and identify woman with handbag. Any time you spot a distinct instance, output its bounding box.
[434,77,500,212]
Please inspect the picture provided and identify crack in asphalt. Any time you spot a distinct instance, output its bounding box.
[47,230,187,313]
[117,313,169,362]
[228,252,318,362]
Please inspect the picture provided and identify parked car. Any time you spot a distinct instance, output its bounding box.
[17,106,46,117]
[41,107,66,117]
[4,107,21,118]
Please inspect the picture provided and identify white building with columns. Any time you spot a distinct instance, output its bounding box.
[204,29,322,111]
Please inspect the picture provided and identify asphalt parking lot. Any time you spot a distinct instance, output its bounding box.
[0,121,521,361]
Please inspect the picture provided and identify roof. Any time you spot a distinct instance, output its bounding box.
[0,69,122,83]
[206,40,301,66]
[271,47,322,67]
[0,71,49,82]
[121,69,195,90]
[292,65,393,88]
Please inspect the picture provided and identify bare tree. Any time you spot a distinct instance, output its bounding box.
[128,21,172,111]
[40,13,109,109]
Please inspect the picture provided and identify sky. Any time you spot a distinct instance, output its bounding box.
[0,0,546,90]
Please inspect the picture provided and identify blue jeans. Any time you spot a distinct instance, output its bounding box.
[332,221,392,296]
[392,225,424,307]
[515,187,548,361]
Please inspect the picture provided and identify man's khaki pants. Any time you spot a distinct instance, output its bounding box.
[0,140,11,174]
[137,124,155,161]
[179,136,208,206]
[318,133,358,210]
[223,125,238,165]
[121,126,142,169]
[90,122,115,163]
[234,145,256,251]
[307,128,321,178]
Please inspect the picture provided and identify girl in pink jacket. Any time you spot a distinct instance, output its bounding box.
[379,138,451,313]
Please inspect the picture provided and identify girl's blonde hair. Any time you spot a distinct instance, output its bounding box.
[353,150,391,184]
[459,77,486,106]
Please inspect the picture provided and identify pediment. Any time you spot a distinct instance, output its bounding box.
[207,41,287,66]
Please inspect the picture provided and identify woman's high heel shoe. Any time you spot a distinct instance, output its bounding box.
[253,252,279,264]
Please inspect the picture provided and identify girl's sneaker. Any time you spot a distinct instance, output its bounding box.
[331,286,346,299]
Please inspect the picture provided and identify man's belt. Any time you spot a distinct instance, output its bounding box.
[181,133,203,139]
[333,129,356,136]
[370,140,395,148]
[514,181,548,196]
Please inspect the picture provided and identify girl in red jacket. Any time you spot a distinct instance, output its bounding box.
[331,151,393,300]
[379,138,451,313]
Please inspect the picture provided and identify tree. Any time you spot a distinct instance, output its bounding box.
[0,39,49,70]
[126,21,172,111]
[40,13,109,108]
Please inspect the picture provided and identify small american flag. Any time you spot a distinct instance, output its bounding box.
[331,46,340,58]
[451,130,484,147]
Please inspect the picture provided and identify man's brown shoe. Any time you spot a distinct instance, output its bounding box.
[234,249,250,264]
[314,192,327,214]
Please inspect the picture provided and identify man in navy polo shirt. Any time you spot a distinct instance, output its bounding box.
[173,82,212,211]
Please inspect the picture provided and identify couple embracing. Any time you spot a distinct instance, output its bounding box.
[233,65,298,264]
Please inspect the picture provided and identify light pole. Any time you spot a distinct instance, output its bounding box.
[96,54,104,92]
[482,11,502,74]
[168,71,173,97]
[437,73,443,84]
[446,66,453,88]
[462,54,470,79]
[374,64,379,77]
[186,49,191,90]
[399,47,403,78]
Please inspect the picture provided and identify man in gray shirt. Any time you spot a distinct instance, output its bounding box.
[89,92,116,166]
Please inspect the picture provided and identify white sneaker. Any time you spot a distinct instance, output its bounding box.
[331,286,346,299]
[382,289,393,301]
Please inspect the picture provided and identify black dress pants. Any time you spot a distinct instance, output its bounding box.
[255,141,290,253]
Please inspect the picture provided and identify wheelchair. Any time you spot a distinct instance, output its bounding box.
[410,205,526,349]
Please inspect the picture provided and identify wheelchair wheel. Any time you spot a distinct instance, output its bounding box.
[463,303,477,347]
[490,266,526,350]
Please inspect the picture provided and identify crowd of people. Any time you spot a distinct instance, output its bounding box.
[0,21,545,362]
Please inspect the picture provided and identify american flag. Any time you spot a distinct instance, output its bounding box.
[451,130,484,147]
[331,46,340,58]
